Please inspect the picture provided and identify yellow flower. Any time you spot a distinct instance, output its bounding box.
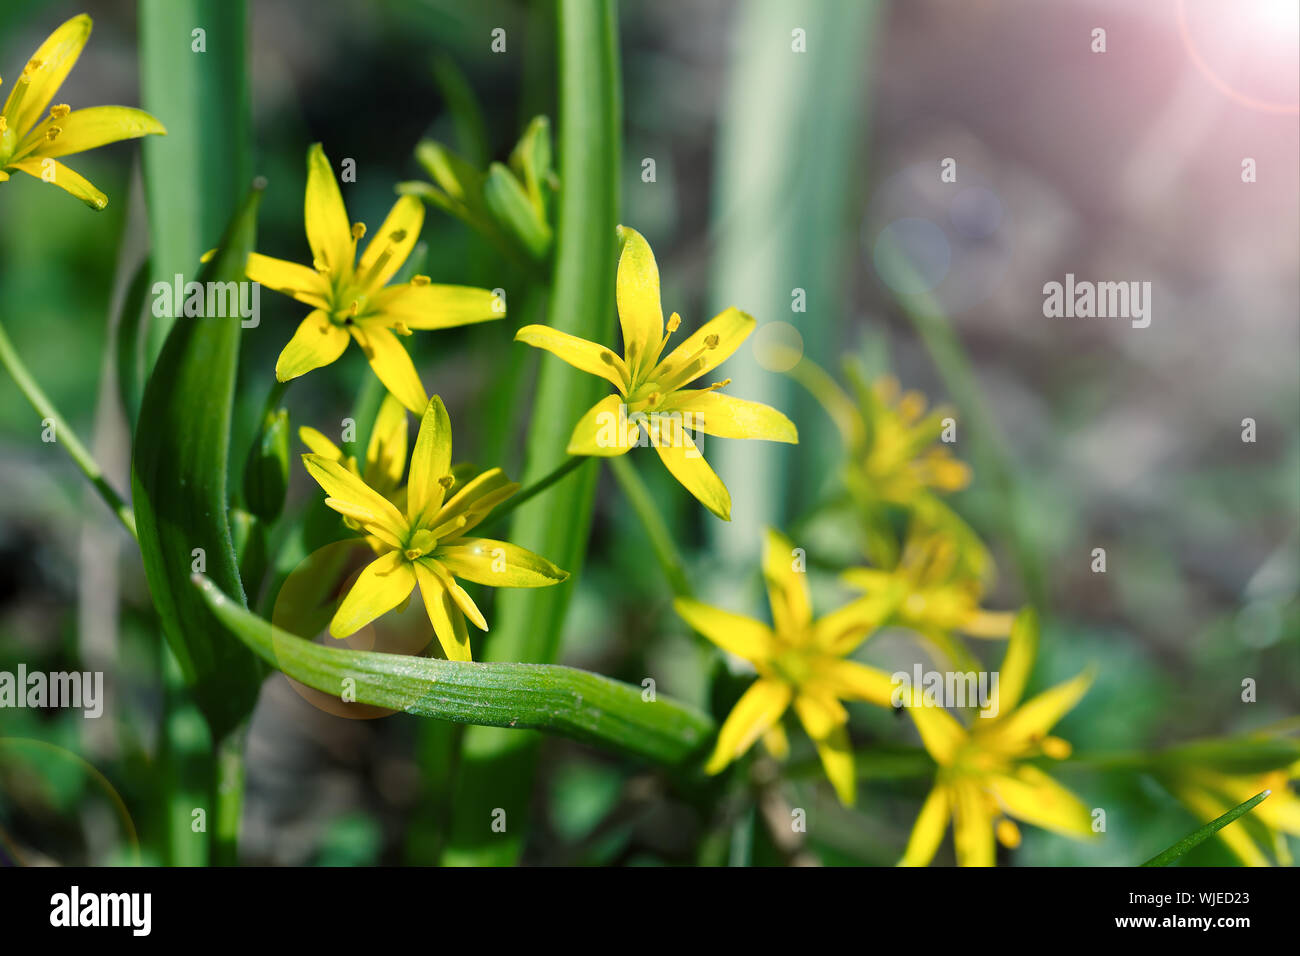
[300,392,409,502]
[302,395,568,661]
[674,528,896,805]
[242,143,504,413]
[515,225,797,520]
[899,608,1095,866]
[1165,760,1300,866]
[842,527,1014,642]
[0,15,165,208]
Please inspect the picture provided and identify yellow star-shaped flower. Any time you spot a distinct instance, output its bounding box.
[674,529,896,805]
[515,225,797,520]
[0,15,165,209]
[899,608,1095,866]
[240,143,504,412]
[302,395,568,661]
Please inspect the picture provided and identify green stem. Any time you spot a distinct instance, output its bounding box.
[0,319,137,538]
[477,453,589,536]
[212,726,246,866]
[609,455,693,598]
[1140,790,1271,866]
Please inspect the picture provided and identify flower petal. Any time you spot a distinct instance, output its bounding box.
[329,551,416,638]
[762,527,812,637]
[667,390,797,444]
[990,607,1037,719]
[813,721,856,806]
[3,14,92,137]
[814,591,899,656]
[433,467,520,538]
[515,324,627,392]
[363,393,409,489]
[299,426,343,461]
[988,765,1094,838]
[371,282,504,329]
[406,395,453,526]
[275,309,349,381]
[21,106,164,160]
[304,143,352,275]
[899,783,951,867]
[356,195,423,290]
[672,597,777,663]
[815,659,896,708]
[904,694,967,766]
[434,539,568,588]
[352,322,428,413]
[650,307,754,388]
[302,453,408,542]
[704,678,792,774]
[413,560,472,661]
[6,156,105,209]
[987,668,1093,754]
[951,777,995,867]
[243,252,331,309]
[566,394,636,457]
[614,225,664,380]
[647,416,731,520]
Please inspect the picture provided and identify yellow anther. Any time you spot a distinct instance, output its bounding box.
[666,312,681,333]
[404,549,422,561]
[348,300,360,316]
[411,275,430,286]
[704,334,719,349]
[50,104,70,119]
[45,126,61,142]
[351,222,366,240]
[0,117,7,133]
[391,321,413,336]
[438,474,456,490]
[21,59,42,80]
[1040,736,1072,760]
[995,818,1021,849]
[709,378,731,390]
[389,229,407,242]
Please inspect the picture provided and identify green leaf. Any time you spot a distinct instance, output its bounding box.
[242,407,290,522]
[131,184,267,740]
[1140,790,1271,866]
[114,256,152,431]
[443,0,623,868]
[192,575,713,765]
[139,0,252,365]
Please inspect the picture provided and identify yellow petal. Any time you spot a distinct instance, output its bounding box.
[815,659,896,708]
[434,539,568,588]
[243,252,331,309]
[413,560,472,661]
[302,453,408,542]
[372,283,503,329]
[515,324,628,393]
[762,527,812,637]
[672,597,777,663]
[352,322,428,413]
[275,309,349,381]
[987,667,1093,754]
[667,391,797,443]
[6,156,105,209]
[406,395,453,526]
[329,551,416,638]
[704,678,792,774]
[433,467,520,538]
[813,592,898,657]
[304,143,352,275]
[951,777,995,867]
[364,394,409,489]
[614,225,664,380]
[988,765,1094,838]
[3,14,91,137]
[650,307,754,389]
[905,694,967,766]
[20,106,164,160]
[792,695,856,806]
[899,783,951,867]
[356,195,423,290]
[566,394,636,457]
[762,723,790,761]
[990,607,1037,719]
[647,416,731,520]
[321,498,404,551]
[299,426,343,461]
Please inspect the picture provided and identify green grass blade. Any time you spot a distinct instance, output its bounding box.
[193,575,712,765]
[1140,790,1271,867]
[441,0,622,866]
[139,0,251,365]
[131,184,267,740]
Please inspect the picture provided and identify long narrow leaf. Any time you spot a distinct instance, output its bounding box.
[192,575,712,765]
[1140,790,1271,867]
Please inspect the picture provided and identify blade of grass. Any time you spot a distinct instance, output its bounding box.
[440,0,622,867]
[193,575,713,765]
[1140,790,1271,866]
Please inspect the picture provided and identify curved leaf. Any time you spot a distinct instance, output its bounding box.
[192,575,713,765]
[1140,791,1271,867]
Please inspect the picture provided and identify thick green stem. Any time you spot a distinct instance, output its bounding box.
[211,726,246,866]
[0,320,137,538]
